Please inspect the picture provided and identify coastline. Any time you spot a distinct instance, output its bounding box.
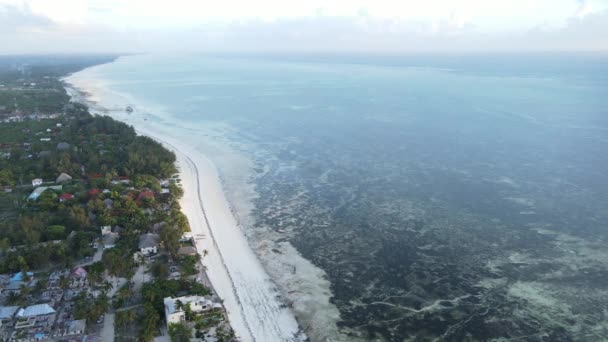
[64,82,305,341]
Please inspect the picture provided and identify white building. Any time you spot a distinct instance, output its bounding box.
[100,226,112,236]
[32,179,43,187]
[163,296,221,327]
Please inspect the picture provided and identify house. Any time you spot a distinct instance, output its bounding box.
[10,272,33,282]
[88,188,102,197]
[58,193,74,202]
[37,151,51,158]
[16,303,56,318]
[32,178,43,187]
[0,306,18,324]
[178,246,198,257]
[164,296,221,327]
[28,185,62,201]
[40,138,51,142]
[160,188,170,195]
[137,190,155,202]
[138,233,160,255]
[66,319,86,335]
[103,233,119,249]
[56,173,72,183]
[103,198,114,209]
[56,123,62,127]
[72,267,87,278]
[56,142,70,151]
[100,226,112,236]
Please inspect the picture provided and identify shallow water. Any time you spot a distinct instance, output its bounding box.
[68,53,608,341]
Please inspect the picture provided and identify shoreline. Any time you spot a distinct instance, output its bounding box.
[64,82,305,342]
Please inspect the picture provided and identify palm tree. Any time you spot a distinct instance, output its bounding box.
[175,299,184,312]
[202,249,209,258]
[101,280,113,295]
[59,275,70,290]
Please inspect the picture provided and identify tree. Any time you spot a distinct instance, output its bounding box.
[46,225,66,240]
[160,225,181,258]
[86,261,105,284]
[101,280,113,295]
[168,323,192,342]
[139,303,160,342]
[19,216,43,245]
[115,309,136,329]
[59,275,70,290]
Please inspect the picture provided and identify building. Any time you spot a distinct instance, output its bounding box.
[32,179,43,187]
[56,173,72,183]
[100,226,112,236]
[0,306,19,323]
[27,185,62,201]
[178,246,198,257]
[72,267,87,279]
[103,233,119,249]
[164,296,221,327]
[138,233,160,255]
[58,193,74,202]
[66,319,86,335]
[16,304,55,318]
[56,142,70,151]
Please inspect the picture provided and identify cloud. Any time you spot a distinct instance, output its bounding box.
[0,3,53,33]
[0,0,606,54]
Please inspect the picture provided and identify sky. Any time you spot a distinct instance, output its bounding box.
[1,0,607,54]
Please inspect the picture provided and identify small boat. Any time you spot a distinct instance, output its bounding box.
[125,106,133,113]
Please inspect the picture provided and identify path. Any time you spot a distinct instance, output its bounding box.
[100,313,115,342]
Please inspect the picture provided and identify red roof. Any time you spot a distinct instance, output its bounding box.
[59,193,74,201]
[138,191,155,201]
[88,188,101,196]
[88,173,103,179]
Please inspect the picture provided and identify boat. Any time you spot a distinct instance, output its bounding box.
[126,106,133,113]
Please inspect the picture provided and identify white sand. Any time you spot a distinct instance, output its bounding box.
[140,127,303,342]
[64,83,304,342]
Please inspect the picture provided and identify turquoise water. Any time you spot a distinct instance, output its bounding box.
[80,53,608,341]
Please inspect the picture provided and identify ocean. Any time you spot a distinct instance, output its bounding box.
[68,53,608,341]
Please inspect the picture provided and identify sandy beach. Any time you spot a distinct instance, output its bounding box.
[64,82,304,342]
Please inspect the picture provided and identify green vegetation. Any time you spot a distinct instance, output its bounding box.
[0,57,221,342]
[169,323,193,342]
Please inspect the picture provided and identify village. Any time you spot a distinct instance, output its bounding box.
[0,61,236,342]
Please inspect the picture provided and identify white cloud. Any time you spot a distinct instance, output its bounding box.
[0,0,607,53]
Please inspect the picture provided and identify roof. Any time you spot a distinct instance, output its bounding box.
[32,178,43,183]
[103,233,119,247]
[139,233,160,249]
[4,281,24,291]
[10,272,33,282]
[28,185,62,200]
[68,319,86,332]
[56,173,72,183]
[57,142,70,150]
[88,188,101,196]
[138,191,155,201]
[178,246,197,256]
[16,304,55,317]
[164,296,213,315]
[59,193,74,200]
[0,306,19,319]
[72,267,87,278]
